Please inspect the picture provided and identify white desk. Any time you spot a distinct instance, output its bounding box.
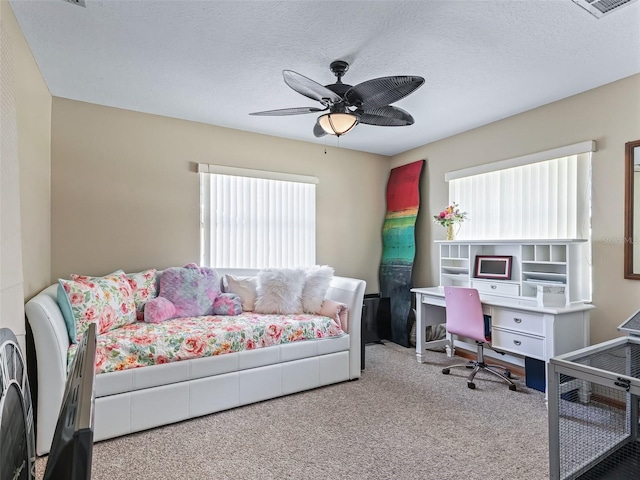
[412,287,594,388]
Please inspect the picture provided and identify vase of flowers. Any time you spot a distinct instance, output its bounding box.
[433,202,468,241]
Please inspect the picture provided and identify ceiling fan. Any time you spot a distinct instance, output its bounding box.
[249,60,425,137]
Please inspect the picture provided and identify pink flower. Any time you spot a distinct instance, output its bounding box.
[82,306,97,321]
[156,355,170,364]
[99,305,117,332]
[70,292,85,305]
[179,337,207,358]
[327,323,342,336]
[119,285,131,298]
[223,324,242,332]
[131,334,155,346]
[266,324,283,341]
[95,349,108,370]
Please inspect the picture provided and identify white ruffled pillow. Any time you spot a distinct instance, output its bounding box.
[301,265,334,313]
[254,268,306,314]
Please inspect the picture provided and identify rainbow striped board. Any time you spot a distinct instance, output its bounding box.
[380,160,424,347]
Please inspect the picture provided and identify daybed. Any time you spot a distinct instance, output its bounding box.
[25,267,366,456]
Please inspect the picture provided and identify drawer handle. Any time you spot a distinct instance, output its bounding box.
[513,318,522,323]
[513,340,522,346]
[491,285,497,290]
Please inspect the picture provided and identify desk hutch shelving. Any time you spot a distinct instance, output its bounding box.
[437,239,590,307]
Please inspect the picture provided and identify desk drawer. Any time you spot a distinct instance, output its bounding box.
[491,328,544,359]
[491,308,544,336]
[472,280,519,297]
[420,294,445,307]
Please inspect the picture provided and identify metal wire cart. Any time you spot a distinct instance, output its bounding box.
[548,311,640,479]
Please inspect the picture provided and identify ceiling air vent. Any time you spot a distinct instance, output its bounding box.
[62,0,86,7]
[572,0,638,18]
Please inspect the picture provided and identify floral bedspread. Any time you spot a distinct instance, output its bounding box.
[67,313,345,374]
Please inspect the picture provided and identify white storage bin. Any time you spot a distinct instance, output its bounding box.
[536,284,566,307]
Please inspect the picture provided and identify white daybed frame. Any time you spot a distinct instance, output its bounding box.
[25,269,366,456]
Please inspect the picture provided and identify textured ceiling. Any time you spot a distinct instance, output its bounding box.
[9,0,640,156]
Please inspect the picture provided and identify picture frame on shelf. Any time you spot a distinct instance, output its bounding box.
[474,255,513,280]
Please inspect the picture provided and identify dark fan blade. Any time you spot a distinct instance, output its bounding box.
[345,76,424,110]
[356,106,415,126]
[313,121,327,138]
[249,106,326,116]
[283,70,342,105]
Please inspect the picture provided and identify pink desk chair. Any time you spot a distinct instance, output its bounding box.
[442,286,517,391]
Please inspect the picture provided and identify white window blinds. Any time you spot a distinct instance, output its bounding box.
[448,151,592,240]
[199,165,316,269]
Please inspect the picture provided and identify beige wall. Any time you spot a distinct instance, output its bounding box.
[51,99,389,292]
[1,3,51,300]
[391,74,640,345]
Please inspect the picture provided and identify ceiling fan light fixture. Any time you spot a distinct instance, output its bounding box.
[318,112,359,137]
[251,61,425,138]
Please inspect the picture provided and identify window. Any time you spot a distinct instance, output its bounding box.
[446,142,594,302]
[446,142,594,241]
[199,164,317,269]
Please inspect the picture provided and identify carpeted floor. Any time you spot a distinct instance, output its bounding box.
[35,342,550,480]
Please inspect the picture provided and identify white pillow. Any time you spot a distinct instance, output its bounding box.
[254,268,306,314]
[223,275,258,311]
[301,265,334,313]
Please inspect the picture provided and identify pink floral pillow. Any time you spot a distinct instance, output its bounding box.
[126,269,158,320]
[59,271,137,342]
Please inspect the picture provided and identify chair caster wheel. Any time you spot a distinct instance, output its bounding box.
[505,370,512,378]
[467,382,476,389]
[442,368,450,375]
[509,384,517,391]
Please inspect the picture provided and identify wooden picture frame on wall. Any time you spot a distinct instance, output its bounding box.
[624,139,640,279]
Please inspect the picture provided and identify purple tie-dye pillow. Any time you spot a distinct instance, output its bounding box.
[158,265,220,318]
[212,293,242,316]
